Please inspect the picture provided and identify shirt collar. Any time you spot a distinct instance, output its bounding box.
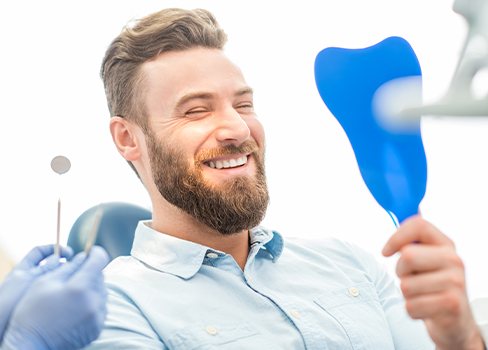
[249,226,284,262]
[130,221,284,279]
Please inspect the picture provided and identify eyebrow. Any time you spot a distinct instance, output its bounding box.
[175,87,254,109]
[235,87,254,97]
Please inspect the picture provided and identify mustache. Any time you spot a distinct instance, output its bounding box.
[195,140,260,163]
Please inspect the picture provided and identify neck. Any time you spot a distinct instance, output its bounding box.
[151,201,250,270]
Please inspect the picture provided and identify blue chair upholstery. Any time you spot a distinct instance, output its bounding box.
[67,202,152,261]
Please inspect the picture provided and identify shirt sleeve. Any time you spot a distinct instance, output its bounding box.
[83,284,167,350]
[344,241,435,350]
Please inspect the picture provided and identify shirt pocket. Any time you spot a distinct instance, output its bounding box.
[166,321,276,350]
[314,281,395,349]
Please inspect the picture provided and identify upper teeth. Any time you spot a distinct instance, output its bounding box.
[208,156,247,169]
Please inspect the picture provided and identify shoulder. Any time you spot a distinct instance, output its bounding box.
[102,256,160,291]
[104,256,144,277]
[279,233,386,277]
[284,235,375,261]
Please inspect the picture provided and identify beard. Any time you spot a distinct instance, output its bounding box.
[146,132,269,235]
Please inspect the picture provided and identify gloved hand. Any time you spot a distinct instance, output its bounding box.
[0,245,73,341]
[1,246,110,350]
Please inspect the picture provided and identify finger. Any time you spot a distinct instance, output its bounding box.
[404,290,465,320]
[70,246,109,284]
[34,254,64,275]
[400,269,466,298]
[396,244,463,277]
[85,246,110,271]
[17,245,73,270]
[382,216,453,256]
[44,251,88,280]
[17,245,54,269]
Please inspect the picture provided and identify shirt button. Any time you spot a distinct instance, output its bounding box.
[205,325,218,335]
[290,310,301,319]
[348,287,360,297]
[206,252,219,259]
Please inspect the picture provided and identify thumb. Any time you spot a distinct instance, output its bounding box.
[17,245,73,271]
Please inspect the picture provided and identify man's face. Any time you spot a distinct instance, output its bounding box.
[140,48,269,234]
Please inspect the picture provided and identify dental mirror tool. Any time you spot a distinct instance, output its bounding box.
[83,204,104,254]
[50,155,71,256]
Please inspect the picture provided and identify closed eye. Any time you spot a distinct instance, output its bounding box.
[236,103,254,112]
[185,108,210,117]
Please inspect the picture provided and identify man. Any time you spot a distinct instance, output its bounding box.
[0,245,109,350]
[87,8,486,349]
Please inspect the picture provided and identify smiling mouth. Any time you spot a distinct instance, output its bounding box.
[205,155,248,169]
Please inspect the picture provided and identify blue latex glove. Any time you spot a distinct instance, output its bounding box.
[0,245,73,341]
[1,246,109,350]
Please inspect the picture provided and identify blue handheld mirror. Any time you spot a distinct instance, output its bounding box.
[314,36,427,225]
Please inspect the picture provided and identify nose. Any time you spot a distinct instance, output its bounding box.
[214,107,251,146]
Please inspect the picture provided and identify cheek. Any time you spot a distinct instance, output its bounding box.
[168,122,214,152]
[247,118,266,147]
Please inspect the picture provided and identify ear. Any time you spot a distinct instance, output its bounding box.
[110,117,143,161]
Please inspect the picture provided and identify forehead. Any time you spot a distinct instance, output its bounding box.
[141,48,249,104]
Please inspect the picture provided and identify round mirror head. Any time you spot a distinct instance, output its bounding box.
[51,155,71,175]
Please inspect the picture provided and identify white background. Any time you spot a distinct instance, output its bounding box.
[1,0,487,300]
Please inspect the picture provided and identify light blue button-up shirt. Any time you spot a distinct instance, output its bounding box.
[86,221,434,349]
